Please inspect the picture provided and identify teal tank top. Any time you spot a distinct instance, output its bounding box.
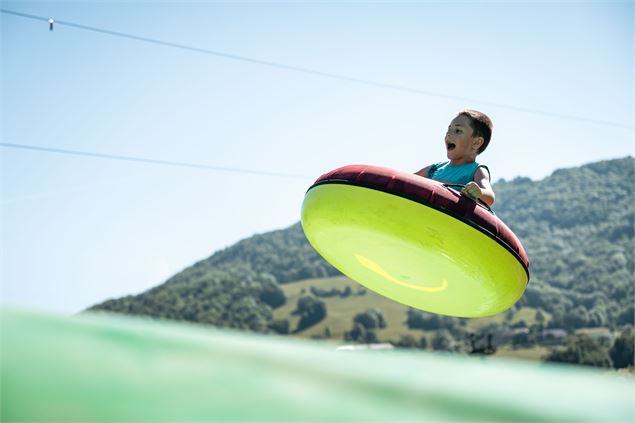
[426,161,489,190]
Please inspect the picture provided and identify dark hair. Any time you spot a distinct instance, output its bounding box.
[457,109,493,154]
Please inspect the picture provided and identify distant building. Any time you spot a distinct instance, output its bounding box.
[542,329,567,344]
[336,343,394,351]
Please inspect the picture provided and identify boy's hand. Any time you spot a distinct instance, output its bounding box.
[461,182,482,201]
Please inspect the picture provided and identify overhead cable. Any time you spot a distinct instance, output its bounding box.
[2,8,632,130]
[0,142,313,180]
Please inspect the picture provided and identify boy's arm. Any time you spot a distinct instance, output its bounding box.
[462,167,495,206]
[414,166,430,177]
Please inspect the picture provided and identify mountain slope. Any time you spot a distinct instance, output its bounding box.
[89,157,634,340]
[493,157,634,328]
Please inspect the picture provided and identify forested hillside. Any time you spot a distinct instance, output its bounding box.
[494,158,634,329]
[89,157,634,367]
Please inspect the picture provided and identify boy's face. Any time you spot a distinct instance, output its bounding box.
[444,115,484,164]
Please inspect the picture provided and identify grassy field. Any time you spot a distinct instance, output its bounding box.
[575,327,613,337]
[494,345,550,361]
[274,276,545,346]
[273,277,591,365]
[465,305,551,331]
[274,276,422,343]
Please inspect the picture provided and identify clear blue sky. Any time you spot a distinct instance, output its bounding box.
[2,0,633,314]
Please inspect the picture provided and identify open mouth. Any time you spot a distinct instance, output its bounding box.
[446,143,456,151]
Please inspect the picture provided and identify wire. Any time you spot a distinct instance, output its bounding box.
[0,142,314,180]
[2,8,632,130]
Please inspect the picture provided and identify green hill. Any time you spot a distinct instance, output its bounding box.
[88,157,634,366]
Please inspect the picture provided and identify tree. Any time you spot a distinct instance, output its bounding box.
[562,306,590,329]
[609,327,634,369]
[268,319,290,335]
[535,309,545,324]
[340,286,352,298]
[395,334,418,348]
[222,296,272,332]
[467,333,497,355]
[546,334,612,368]
[353,309,386,330]
[407,309,457,331]
[345,323,378,343]
[418,336,428,350]
[511,330,530,349]
[616,304,635,326]
[505,307,516,321]
[293,295,327,331]
[431,331,453,351]
[259,278,286,308]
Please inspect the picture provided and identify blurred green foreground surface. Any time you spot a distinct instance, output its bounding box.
[1,309,633,422]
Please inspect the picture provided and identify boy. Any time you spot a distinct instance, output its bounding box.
[415,109,495,206]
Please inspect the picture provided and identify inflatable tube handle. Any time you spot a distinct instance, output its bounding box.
[442,183,494,213]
